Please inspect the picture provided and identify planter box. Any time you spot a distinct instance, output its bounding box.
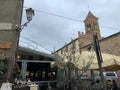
[29,85,38,90]
[12,84,30,90]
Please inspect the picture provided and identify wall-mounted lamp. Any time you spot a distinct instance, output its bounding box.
[16,8,35,32]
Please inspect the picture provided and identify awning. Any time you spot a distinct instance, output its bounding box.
[52,51,120,71]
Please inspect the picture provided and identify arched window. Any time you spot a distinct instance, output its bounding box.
[86,23,91,31]
[93,23,97,29]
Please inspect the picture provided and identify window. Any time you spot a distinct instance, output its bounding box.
[21,54,26,59]
[86,23,91,31]
[93,23,97,29]
[28,55,33,60]
[39,56,44,60]
[106,73,116,76]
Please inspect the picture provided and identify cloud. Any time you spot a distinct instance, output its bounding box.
[20,0,120,53]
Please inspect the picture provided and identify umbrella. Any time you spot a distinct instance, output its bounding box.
[75,51,120,71]
[52,51,120,71]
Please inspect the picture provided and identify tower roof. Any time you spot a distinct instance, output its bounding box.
[84,11,98,22]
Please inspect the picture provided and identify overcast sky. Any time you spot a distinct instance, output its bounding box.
[20,0,120,53]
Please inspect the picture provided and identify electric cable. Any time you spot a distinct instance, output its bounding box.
[23,7,120,31]
[20,36,52,52]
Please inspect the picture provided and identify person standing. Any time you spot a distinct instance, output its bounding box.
[112,79,118,90]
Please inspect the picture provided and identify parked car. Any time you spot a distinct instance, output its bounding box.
[97,71,118,81]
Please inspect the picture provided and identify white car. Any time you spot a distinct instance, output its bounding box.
[97,71,118,81]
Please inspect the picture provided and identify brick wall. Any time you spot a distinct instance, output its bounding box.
[100,32,120,56]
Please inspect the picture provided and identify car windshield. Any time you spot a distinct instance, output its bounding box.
[106,73,116,76]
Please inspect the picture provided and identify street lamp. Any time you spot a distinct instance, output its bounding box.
[16,8,35,32]
[26,8,35,22]
[14,7,35,80]
[15,8,35,60]
[16,7,35,56]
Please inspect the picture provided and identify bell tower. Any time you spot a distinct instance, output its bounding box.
[84,11,101,40]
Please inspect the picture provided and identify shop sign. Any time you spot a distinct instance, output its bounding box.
[0,23,12,30]
[0,42,12,49]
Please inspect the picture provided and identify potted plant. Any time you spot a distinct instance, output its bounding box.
[0,56,6,75]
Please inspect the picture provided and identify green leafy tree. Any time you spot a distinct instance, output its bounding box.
[0,57,5,73]
[0,56,7,86]
[54,39,95,89]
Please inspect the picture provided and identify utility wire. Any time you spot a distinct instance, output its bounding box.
[22,7,120,52]
[23,7,120,31]
[24,6,83,22]
[100,25,120,31]
[35,9,83,22]
[19,40,45,52]
[20,36,52,52]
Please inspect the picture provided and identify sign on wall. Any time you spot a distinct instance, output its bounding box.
[0,42,12,49]
[0,23,12,30]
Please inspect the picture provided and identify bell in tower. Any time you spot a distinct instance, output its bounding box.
[84,11,101,40]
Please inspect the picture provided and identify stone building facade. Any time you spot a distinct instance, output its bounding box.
[54,11,120,57]
[0,0,24,82]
